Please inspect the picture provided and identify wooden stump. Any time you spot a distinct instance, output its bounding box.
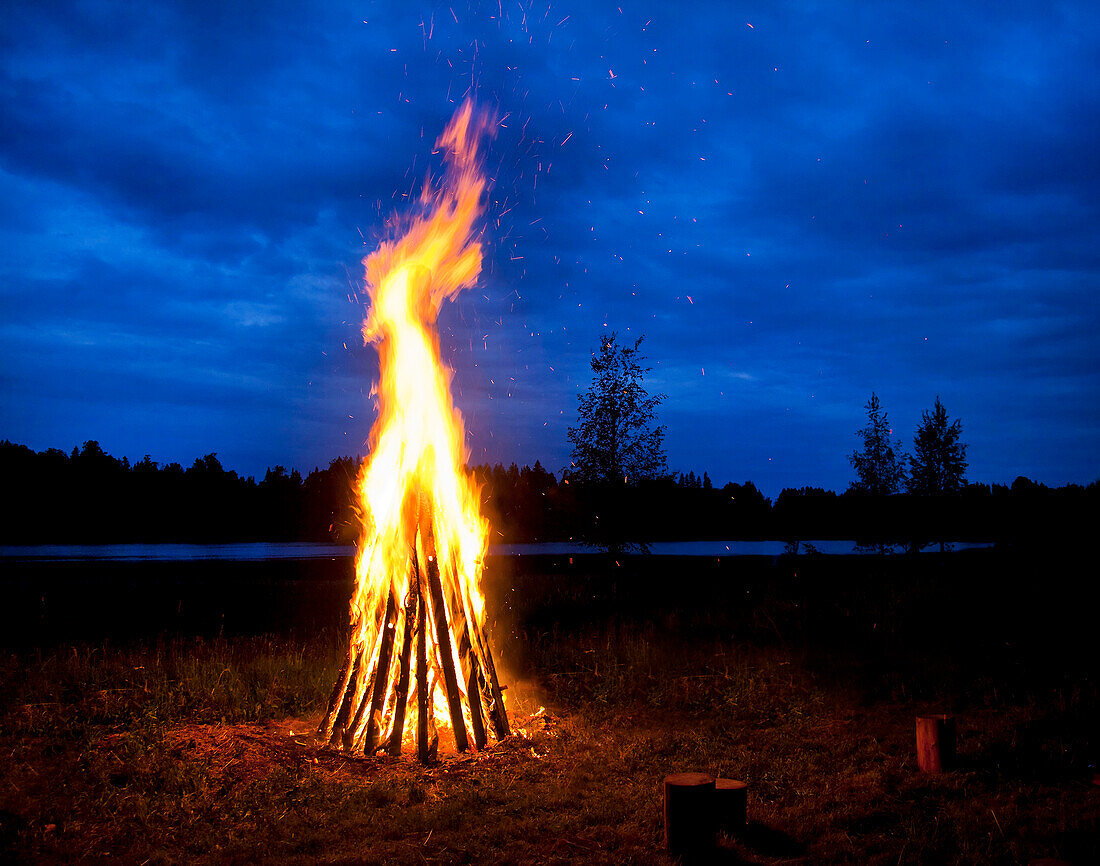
[916,713,956,773]
[714,778,748,834]
[664,772,715,857]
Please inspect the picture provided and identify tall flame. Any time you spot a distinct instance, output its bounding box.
[353,100,491,646]
[321,101,507,756]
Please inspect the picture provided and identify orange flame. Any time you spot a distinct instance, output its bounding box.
[336,101,497,746]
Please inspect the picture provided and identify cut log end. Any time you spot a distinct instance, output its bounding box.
[714,778,748,834]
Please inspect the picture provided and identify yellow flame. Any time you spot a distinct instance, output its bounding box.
[348,101,493,735]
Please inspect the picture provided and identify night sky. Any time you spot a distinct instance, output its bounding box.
[2,1,1098,496]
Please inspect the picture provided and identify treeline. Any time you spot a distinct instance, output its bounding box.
[1,439,1096,546]
[0,440,360,544]
[499,472,1098,550]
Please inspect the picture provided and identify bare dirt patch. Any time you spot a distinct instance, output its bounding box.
[159,707,561,788]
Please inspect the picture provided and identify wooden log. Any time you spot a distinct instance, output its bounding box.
[385,557,419,756]
[343,620,395,750]
[446,563,487,750]
[327,643,365,747]
[325,535,391,742]
[470,615,510,740]
[422,668,440,761]
[416,559,431,762]
[664,773,716,857]
[470,653,498,741]
[336,617,397,749]
[916,713,956,773]
[359,591,398,753]
[342,664,375,751]
[714,778,748,835]
[319,638,358,740]
[425,553,469,752]
[464,642,488,750]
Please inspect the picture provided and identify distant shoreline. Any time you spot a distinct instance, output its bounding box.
[0,539,997,562]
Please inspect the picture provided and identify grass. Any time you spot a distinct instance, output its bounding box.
[1,552,1097,863]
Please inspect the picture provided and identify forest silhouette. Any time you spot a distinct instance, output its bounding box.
[2,439,1094,549]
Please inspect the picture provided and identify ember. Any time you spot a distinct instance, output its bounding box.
[320,101,509,761]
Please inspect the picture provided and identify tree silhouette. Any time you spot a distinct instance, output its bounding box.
[567,332,666,485]
[908,397,967,495]
[2,437,1098,547]
[567,332,666,553]
[848,392,907,495]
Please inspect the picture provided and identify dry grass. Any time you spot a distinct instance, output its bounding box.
[1,555,1097,864]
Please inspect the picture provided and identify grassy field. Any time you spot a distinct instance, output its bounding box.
[1,549,1096,863]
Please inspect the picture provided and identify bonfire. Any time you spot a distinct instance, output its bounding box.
[320,102,509,762]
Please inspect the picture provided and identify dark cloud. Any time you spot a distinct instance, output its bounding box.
[1,0,1097,494]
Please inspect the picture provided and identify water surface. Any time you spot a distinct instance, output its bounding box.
[1,539,994,562]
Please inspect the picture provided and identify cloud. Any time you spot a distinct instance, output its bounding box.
[1,0,1097,493]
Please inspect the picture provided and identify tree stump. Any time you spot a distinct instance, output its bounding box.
[916,713,956,773]
[664,772,715,857]
[714,778,748,834]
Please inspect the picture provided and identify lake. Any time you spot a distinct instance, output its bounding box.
[0,539,995,562]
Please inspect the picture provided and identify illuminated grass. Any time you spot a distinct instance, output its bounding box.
[1,558,1096,864]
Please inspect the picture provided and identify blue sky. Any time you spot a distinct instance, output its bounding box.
[2,0,1097,495]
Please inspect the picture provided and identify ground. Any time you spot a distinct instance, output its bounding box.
[1,551,1096,863]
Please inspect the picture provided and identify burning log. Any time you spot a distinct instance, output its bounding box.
[359,591,398,752]
[383,559,418,755]
[448,563,488,750]
[321,640,360,747]
[420,524,467,752]
[464,650,489,750]
[415,564,435,761]
[318,101,509,763]
[469,606,511,740]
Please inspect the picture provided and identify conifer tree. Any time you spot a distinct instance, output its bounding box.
[848,392,907,495]
[908,396,968,494]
